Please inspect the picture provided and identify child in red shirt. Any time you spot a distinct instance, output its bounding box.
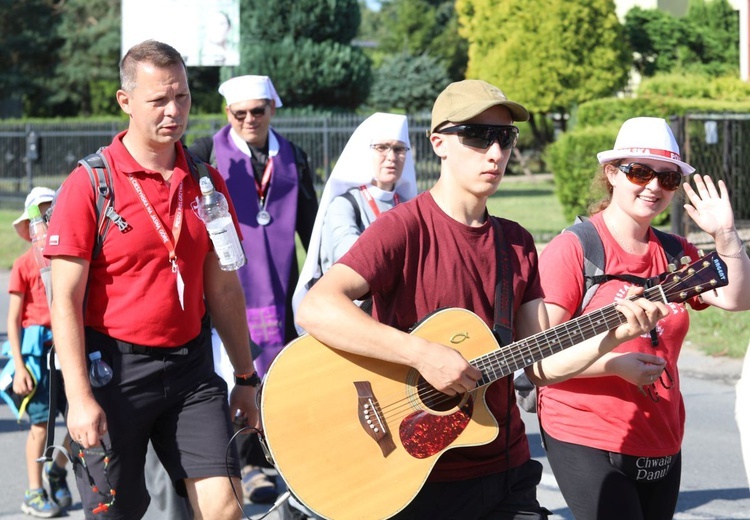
[6,187,73,517]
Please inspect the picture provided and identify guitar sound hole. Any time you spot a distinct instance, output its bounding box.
[417,376,462,412]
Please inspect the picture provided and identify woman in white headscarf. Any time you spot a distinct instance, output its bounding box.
[292,113,417,329]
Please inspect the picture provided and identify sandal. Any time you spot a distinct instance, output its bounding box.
[241,465,278,504]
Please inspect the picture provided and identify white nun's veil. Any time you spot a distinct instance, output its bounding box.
[292,113,417,330]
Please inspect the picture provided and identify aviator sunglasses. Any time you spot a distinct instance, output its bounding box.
[436,124,519,150]
[618,162,683,191]
[228,104,268,121]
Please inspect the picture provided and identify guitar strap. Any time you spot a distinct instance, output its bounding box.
[490,217,517,493]
[490,217,513,347]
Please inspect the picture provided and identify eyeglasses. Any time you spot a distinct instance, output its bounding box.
[228,105,268,121]
[371,144,410,157]
[618,162,683,191]
[436,124,519,150]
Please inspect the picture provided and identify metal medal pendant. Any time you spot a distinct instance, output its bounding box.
[257,210,272,226]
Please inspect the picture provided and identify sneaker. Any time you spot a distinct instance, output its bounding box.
[43,462,72,509]
[241,465,278,504]
[21,489,60,518]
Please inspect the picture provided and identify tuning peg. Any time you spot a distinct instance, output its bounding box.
[697,249,705,257]
[680,256,691,266]
[667,263,677,272]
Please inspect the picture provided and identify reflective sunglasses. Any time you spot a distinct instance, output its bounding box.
[437,124,519,150]
[618,162,682,191]
[371,143,410,157]
[228,104,268,121]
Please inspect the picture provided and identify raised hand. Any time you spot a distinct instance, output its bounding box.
[683,175,735,238]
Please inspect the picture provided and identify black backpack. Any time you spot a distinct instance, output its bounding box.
[42,146,209,460]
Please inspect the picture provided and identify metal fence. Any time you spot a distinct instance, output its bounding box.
[670,114,750,238]
[0,113,445,206]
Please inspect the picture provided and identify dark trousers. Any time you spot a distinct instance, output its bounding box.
[543,430,681,520]
[392,459,550,520]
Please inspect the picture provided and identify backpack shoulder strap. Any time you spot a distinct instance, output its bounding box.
[78,148,127,259]
[652,227,684,266]
[185,147,210,183]
[340,190,364,230]
[564,217,606,317]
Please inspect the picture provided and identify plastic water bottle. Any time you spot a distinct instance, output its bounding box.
[88,351,113,388]
[196,177,246,271]
[27,204,50,270]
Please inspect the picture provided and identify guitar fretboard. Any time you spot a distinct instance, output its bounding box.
[473,285,666,386]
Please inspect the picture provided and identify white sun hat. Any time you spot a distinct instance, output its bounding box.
[597,117,695,175]
[218,75,283,107]
[13,186,56,242]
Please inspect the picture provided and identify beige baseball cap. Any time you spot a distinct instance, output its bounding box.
[430,79,529,133]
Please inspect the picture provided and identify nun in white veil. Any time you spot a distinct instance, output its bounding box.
[292,113,417,332]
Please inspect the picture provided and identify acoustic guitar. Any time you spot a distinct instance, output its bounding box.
[260,253,728,519]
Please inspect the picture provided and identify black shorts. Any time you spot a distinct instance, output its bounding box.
[71,320,239,519]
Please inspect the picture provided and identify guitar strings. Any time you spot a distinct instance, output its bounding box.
[373,262,712,425]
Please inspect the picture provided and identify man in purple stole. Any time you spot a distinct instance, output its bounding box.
[189,75,318,504]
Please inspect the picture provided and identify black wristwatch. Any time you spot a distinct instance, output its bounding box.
[234,371,261,387]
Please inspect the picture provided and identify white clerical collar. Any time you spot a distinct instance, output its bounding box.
[367,184,396,201]
[229,127,280,158]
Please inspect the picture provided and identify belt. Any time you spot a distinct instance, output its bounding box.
[116,343,190,356]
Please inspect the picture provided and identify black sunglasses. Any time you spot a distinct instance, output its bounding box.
[228,105,268,121]
[618,162,683,191]
[437,124,519,150]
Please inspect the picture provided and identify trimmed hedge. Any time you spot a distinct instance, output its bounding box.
[545,123,619,221]
[551,91,750,221]
[577,95,750,129]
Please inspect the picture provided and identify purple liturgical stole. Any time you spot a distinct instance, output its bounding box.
[213,126,299,376]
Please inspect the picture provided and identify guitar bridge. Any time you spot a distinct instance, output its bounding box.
[354,381,396,457]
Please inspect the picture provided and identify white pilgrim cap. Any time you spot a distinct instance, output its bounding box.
[218,75,283,107]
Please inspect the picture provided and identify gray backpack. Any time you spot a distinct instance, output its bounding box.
[514,217,684,414]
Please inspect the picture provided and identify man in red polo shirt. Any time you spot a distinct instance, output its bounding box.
[45,40,257,519]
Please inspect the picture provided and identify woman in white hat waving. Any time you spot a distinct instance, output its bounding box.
[535,117,750,520]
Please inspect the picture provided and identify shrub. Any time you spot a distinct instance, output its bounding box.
[577,95,750,129]
[545,124,618,220]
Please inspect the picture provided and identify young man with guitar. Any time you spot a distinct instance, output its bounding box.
[291,80,669,519]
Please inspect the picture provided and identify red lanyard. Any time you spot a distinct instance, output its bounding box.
[358,185,399,218]
[255,159,273,208]
[127,175,184,272]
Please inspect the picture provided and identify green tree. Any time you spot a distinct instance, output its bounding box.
[456,0,630,145]
[237,0,371,109]
[49,0,121,116]
[625,0,739,78]
[0,0,63,118]
[369,51,450,112]
[379,0,468,80]
[623,7,684,77]
[682,0,739,76]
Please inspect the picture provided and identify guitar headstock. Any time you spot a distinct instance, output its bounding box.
[658,251,728,304]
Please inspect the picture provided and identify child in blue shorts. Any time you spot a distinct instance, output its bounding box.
[5,188,73,518]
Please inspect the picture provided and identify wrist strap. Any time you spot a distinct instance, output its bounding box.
[234,371,261,387]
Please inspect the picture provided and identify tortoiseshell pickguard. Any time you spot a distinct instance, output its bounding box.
[399,399,474,459]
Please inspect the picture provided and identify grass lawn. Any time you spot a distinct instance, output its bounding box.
[1,177,747,357]
[0,209,30,270]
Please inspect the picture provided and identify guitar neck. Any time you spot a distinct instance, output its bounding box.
[474,284,667,386]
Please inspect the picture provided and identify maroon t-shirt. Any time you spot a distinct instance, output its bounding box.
[339,191,543,481]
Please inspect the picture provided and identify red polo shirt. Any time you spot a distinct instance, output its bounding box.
[45,132,241,347]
